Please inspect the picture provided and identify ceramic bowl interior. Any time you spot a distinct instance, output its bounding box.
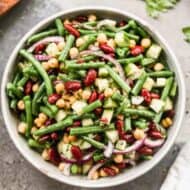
[1,7,186,188]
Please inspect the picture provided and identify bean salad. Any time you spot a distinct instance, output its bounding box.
[6,14,177,179]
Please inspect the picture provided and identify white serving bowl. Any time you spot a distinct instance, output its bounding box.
[1,6,186,188]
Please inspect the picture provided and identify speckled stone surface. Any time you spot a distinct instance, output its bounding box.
[0,0,190,189]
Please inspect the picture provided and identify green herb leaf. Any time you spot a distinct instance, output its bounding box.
[182,26,190,42]
[145,0,180,18]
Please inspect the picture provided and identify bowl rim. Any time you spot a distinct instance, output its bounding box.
[1,6,186,188]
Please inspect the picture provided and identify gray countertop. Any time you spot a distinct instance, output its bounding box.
[0,0,190,189]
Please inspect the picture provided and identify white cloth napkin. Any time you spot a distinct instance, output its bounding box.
[160,143,190,190]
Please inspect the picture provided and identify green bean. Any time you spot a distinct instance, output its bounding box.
[124,117,132,131]
[116,48,128,58]
[133,119,148,129]
[13,72,22,85]
[33,117,73,136]
[117,20,137,32]
[65,55,96,64]
[28,139,46,150]
[20,112,26,122]
[27,29,58,44]
[148,71,174,77]
[23,66,38,77]
[125,32,139,41]
[78,29,96,35]
[154,77,174,123]
[112,92,124,102]
[170,81,177,97]
[105,65,131,93]
[70,125,113,136]
[32,83,45,115]
[101,31,115,37]
[82,136,105,149]
[124,108,155,119]
[141,58,155,66]
[10,99,17,111]
[23,96,32,138]
[118,54,143,64]
[17,76,29,88]
[93,153,104,162]
[77,70,86,77]
[59,34,75,62]
[66,62,105,70]
[71,164,78,174]
[19,49,53,95]
[39,106,54,118]
[79,36,96,51]
[81,100,102,115]
[7,83,23,98]
[131,72,147,95]
[55,18,65,36]
[136,26,148,38]
[58,73,73,82]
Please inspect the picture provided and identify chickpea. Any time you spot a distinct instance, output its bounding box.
[56,99,65,108]
[32,83,39,92]
[76,38,85,47]
[117,114,124,121]
[17,122,27,134]
[161,117,173,128]
[154,63,164,71]
[55,83,65,94]
[133,128,145,140]
[58,162,65,171]
[48,58,59,69]
[38,113,47,123]
[113,154,124,163]
[99,169,108,177]
[88,14,97,22]
[82,89,91,100]
[92,171,99,180]
[129,39,136,49]
[57,41,65,51]
[110,165,119,174]
[97,33,107,44]
[42,62,50,71]
[69,96,76,104]
[104,88,113,97]
[34,118,43,128]
[41,149,50,161]
[69,47,79,59]
[68,135,77,142]
[107,39,116,49]
[17,100,25,110]
[141,38,151,48]
[63,133,69,144]
[64,19,71,25]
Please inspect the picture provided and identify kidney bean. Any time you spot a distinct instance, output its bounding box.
[48,68,59,75]
[116,120,125,139]
[48,93,61,104]
[141,88,151,104]
[51,132,59,140]
[118,20,127,27]
[24,80,33,95]
[99,43,115,54]
[64,81,81,92]
[84,69,97,86]
[126,78,134,88]
[39,134,51,143]
[148,121,157,131]
[123,134,135,144]
[98,93,105,101]
[64,23,80,37]
[103,167,116,176]
[94,134,102,141]
[151,93,160,99]
[95,107,103,116]
[116,162,126,169]
[138,146,153,156]
[45,118,55,126]
[149,130,163,139]
[73,120,81,126]
[48,148,61,165]
[34,43,45,54]
[130,45,144,56]
[75,15,87,22]
[71,145,83,160]
[164,109,175,118]
[88,91,98,103]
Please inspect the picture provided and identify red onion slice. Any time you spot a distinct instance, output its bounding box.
[80,50,126,80]
[87,162,104,179]
[103,141,114,158]
[60,152,94,164]
[63,163,71,176]
[34,54,52,61]
[28,36,64,52]
[113,138,145,154]
[144,138,165,148]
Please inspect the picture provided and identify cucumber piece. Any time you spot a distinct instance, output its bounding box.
[82,162,92,174]
[143,77,155,91]
[141,58,155,66]
[82,118,93,126]
[125,63,143,80]
[101,109,114,124]
[95,78,109,92]
[103,98,117,108]
[164,97,173,111]
[105,130,119,143]
[57,143,72,159]
[133,119,148,129]
[115,31,129,47]
[146,44,162,59]
[71,164,78,174]
[98,67,109,77]
[80,141,92,150]
[150,99,165,113]
[155,78,167,87]
[55,110,67,121]
[115,140,127,150]
[72,101,87,115]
